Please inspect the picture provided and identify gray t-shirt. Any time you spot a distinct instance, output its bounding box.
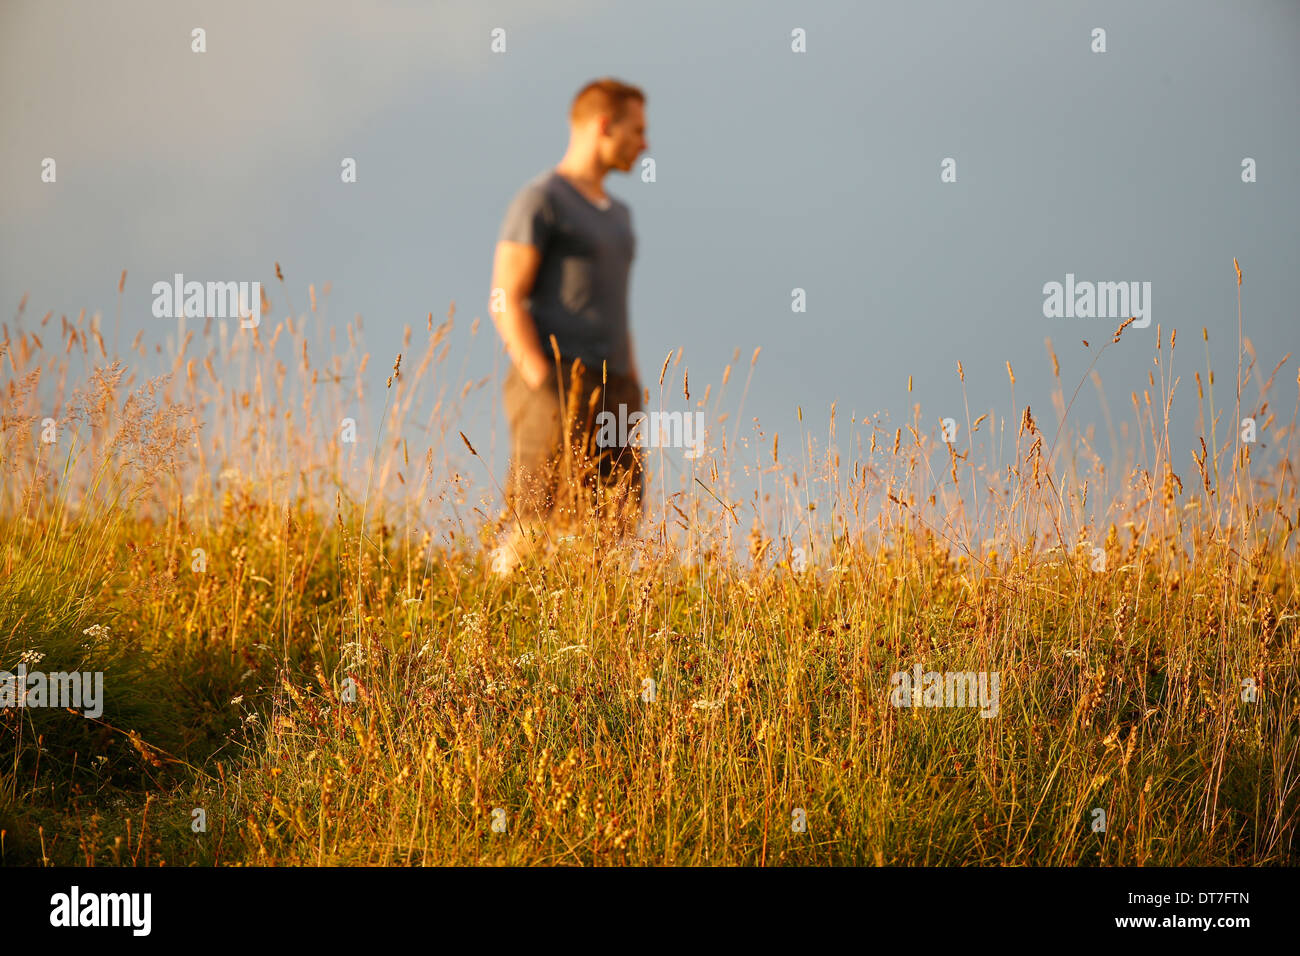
[497,169,636,378]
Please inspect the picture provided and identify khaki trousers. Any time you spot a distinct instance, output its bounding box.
[502,359,644,538]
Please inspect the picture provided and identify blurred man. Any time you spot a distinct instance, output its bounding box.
[488,78,649,575]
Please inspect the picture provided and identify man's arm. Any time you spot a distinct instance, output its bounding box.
[490,240,552,389]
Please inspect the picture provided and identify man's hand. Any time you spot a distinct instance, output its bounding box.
[519,350,552,391]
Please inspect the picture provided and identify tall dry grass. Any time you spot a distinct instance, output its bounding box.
[1,263,1296,865]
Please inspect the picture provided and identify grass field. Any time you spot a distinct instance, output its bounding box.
[2,272,1297,866]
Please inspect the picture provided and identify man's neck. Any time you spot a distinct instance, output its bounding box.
[555,159,609,200]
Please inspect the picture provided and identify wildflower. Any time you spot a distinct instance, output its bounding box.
[18,649,45,667]
[460,611,487,642]
[81,624,110,649]
[230,695,244,706]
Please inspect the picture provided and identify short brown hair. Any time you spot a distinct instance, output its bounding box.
[570,78,645,126]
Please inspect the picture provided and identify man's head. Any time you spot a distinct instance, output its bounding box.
[568,78,647,174]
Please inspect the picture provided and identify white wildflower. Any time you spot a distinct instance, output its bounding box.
[692,698,726,711]
[80,624,110,649]
[461,611,486,641]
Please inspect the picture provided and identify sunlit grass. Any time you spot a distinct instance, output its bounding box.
[1,272,1297,865]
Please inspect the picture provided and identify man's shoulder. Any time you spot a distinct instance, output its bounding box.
[510,170,562,205]
[503,170,630,221]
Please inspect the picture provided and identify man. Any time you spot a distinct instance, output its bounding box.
[488,78,649,576]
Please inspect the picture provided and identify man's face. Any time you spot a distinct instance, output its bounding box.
[600,101,648,173]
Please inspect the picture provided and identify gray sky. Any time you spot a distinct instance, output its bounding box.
[3,0,1297,547]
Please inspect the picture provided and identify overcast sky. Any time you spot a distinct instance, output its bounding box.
[3,0,1297,545]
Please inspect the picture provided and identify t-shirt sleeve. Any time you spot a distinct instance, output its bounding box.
[498,184,555,249]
